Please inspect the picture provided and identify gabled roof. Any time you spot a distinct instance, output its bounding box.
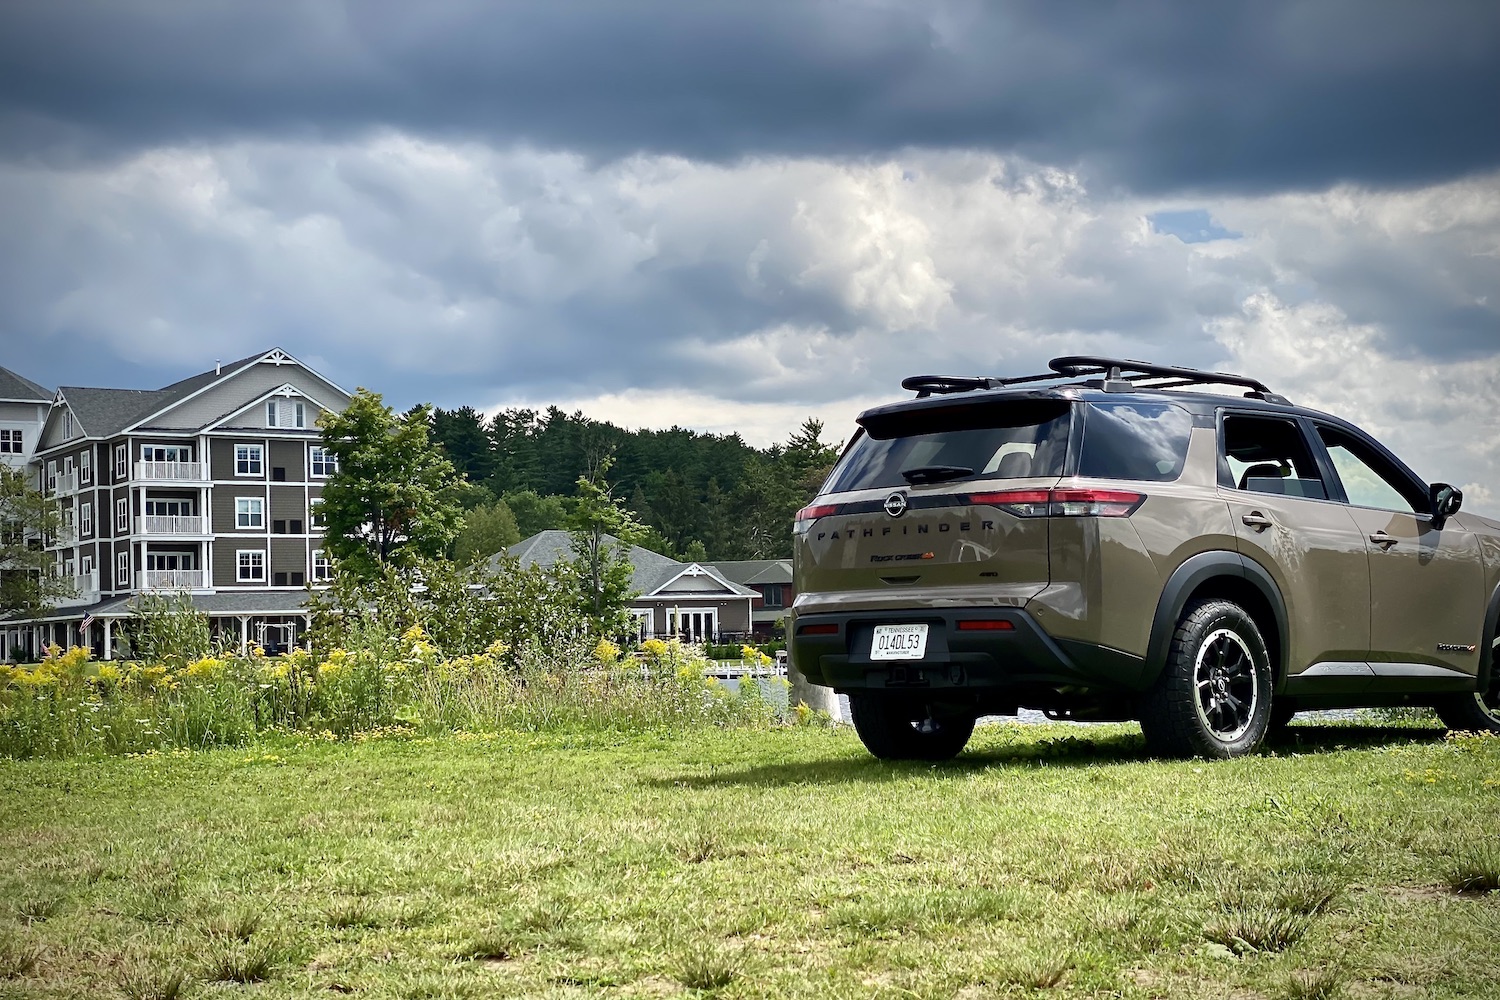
[53,387,166,439]
[497,530,755,598]
[0,366,51,402]
[707,559,793,587]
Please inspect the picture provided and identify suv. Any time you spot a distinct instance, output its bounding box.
[789,357,1500,760]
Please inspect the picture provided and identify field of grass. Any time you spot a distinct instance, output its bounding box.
[3,721,1499,999]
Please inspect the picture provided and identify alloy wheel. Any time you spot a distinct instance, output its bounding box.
[1193,628,1259,742]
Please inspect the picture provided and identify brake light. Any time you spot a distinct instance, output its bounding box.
[955,619,1015,631]
[794,503,843,535]
[965,488,1144,517]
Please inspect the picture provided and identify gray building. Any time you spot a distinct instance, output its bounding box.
[3,348,351,660]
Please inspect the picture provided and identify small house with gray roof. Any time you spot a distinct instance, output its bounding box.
[704,559,794,638]
[3,348,352,661]
[496,530,757,642]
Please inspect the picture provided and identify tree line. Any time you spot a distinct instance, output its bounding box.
[427,403,842,564]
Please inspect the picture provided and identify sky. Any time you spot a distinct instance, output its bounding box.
[1,1,1497,509]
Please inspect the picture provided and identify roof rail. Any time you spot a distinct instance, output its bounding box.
[900,355,1290,405]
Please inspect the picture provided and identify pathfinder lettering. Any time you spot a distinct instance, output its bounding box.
[816,520,994,542]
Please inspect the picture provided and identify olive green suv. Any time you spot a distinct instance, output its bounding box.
[788,357,1500,759]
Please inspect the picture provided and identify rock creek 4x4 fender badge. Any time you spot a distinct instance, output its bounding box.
[884,492,908,518]
[1437,643,1477,654]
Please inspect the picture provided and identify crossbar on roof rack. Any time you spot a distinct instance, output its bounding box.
[899,356,1290,404]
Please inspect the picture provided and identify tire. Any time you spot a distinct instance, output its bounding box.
[1434,671,1500,734]
[848,693,975,761]
[1139,599,1273,759]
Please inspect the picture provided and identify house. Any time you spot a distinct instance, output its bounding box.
[704,559,794,639]
[496,530,758,642]
[1,349,352,661]
[0,366,53,474]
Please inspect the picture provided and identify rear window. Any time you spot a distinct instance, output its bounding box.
[823,400,1071,493]
[1077,401,1193,483]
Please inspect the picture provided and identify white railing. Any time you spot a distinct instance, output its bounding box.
[47,525,77,548]
[56,571,100,608]
[134,460,207,482]
[51,472,77,494]
[135,514,208,535]
[136,569,210,591]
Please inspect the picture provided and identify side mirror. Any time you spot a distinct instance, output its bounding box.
[1430,483,1463,529]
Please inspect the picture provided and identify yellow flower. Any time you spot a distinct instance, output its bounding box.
[184,656,227,681]
[594,638,621,665]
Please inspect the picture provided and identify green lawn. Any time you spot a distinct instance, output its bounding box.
[2,722,1499,999]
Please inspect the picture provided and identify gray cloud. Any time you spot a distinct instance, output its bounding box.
[1,1,1496,193]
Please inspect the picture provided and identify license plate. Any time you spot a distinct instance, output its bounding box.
[871,624,929,661]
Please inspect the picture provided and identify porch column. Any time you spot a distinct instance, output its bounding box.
[102,619,113,661]
[304,614,313,651]
[238,616,250,655]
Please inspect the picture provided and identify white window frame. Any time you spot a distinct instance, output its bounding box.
[311,549,331,582]
[46,460,56,492]
[114,444,127,479]
[309,446,337,478]
[0,428,21,454]
[267,400,306,429]
[115,498,128,532]
[80,501,92,536]
[235,443,263,477]
[236,549,265,582]
[79,449,91,484]
[235,497,264,529]
[81,554,93,576]
[309,496,326,529]
[117,551,129,586]
[62,410,75,439]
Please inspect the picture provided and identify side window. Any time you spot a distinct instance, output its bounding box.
[1078,402,1194,482]
[1316,426,1423,515]
[1221,415,1327,499]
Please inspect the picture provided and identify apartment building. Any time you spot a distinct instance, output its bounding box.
[0,366,52,475]
[3,348,352,661]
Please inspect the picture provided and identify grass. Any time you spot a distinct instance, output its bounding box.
[0,722,1498,997]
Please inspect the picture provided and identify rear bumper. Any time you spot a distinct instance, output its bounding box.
[788,608,1146,694]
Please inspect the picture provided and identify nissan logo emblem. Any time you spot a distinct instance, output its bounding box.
[883,492,908,518]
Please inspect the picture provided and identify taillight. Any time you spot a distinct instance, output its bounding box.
[794,503,843,534]
[965,488,1144,518]
[955,619,1015,631]
[797,622,839,636]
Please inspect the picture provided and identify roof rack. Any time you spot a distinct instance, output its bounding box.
[900,355,1290,405]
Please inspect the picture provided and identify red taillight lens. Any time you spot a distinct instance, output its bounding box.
[794,503,843,534]
[965,488,1144,517]
[797,622,839,636]
[955,619,1015,631]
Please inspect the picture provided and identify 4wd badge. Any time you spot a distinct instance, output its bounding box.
[883,492,908,518]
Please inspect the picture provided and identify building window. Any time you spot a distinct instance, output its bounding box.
[235,444,263,476]
[237,550,265,582]
[80,502,92,536]
[268,400,306,429]
[79,449,91,484]
[46,461,56,492]
[81,554,92,577]
[309,497,326,528]
[117,552,129,586]
[310,446,337,477]
[114,444,128,479]
[235,497,264,529]
[0,429,22,454]
[312,549,331,581]
[116,498,128,532]
[760,584,786,610]
[62,410,75,439]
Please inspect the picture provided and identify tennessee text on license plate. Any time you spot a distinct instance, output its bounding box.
[871,623,929,661]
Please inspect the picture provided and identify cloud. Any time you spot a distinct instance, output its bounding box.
[1,1,1496,194]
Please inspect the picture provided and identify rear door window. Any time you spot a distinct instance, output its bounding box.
[1077,401,1193,482]
[824,400,1071,493]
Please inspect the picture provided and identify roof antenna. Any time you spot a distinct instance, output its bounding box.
[215,359,222,376]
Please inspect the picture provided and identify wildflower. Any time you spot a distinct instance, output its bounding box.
[594,638,621,665]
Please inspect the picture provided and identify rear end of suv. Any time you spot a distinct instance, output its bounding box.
[789,357,1500,760]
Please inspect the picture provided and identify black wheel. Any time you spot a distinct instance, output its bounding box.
[1139,599,1273,759]
[1434,671,1500,734]
[847,693,975,761]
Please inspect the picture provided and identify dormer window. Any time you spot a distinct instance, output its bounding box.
[62,410,75,439]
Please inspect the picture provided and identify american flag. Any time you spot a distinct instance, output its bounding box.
[79,614,95,635]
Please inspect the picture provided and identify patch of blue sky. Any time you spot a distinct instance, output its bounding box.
[1148,209,1242,243]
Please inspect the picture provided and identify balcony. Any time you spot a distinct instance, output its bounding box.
[134,460,208,483]
[56,571,100,609]
[46,525,78,549]
[136,569,211,591]
[50,472,77,495]
[135,514,210,536]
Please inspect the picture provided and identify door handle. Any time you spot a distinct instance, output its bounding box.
[1242,512,1273,531]
[1369,531,1399,550]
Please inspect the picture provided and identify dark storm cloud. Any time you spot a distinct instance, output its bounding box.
[1,0,1496,193]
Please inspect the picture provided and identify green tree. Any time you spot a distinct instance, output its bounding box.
[568,456,647,635]
[431,405,495,482]
[0,466,68,618]
[502,490,571,538]
[453,500,522,564]
[318,390,464,579]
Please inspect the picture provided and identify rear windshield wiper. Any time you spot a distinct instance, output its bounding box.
[901,465,974,485]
